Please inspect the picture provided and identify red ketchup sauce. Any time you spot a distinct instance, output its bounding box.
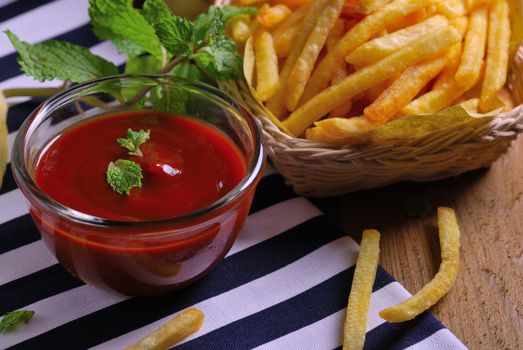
[32,111,253,295]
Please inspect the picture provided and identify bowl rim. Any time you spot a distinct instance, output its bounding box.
[12,74,266,229]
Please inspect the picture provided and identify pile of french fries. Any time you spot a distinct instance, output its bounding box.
[230,0,518,144]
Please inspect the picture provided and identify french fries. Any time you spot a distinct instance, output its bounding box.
[265,0,330,119]
[300,0,434,104]
[284,26,461,136]
[343,230,380,350]
[125,308,204,350]
[237,0,517,145]
[285,0,345,111]
[455,6,488,89]
[253,30,279,102]
[347,15,449,67]
[380,207,460,322]
[479,0,511,112]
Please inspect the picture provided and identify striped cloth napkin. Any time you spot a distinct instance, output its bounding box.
[0,0,467,349]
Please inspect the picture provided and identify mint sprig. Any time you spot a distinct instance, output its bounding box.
[107,159,143,195]
[117,129,150,157]
[4,30,119,83]
[4,1,258,97]
[0,310,35,333]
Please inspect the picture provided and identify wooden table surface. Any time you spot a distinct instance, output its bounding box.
[313,136,523,349]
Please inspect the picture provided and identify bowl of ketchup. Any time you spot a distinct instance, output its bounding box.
[11,75,265,296]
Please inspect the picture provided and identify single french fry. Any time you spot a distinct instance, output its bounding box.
[479,0,511,112]
[273,21,301,58]
[328,20,352,117]
[465,0,492,11]
[285,0,345,111]
[300,0,434,105]
[354,0,394,14]
[272,4,309,57]
[229,18,252,45]
[434,0,466,18]
[432,43,463,90]
[346,15,449,67]
[125,308,204,350]
[305,117,377,144]
[284,26,462,136]
[326,19,345,52]
[380,207,460,322]
[386,8,428,32]
[265,0,330,118]
[365,54,450,124]
[449,16,469,37]
[455,6,488,89]
[257,4,291,28]
[400,83,467,115]
[343,230,380,350]
[365,80,390,103]
[253,30,279,101]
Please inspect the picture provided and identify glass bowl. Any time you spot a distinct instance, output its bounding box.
[11,75,266,296]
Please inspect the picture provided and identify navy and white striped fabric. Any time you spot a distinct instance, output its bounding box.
[0,1,467,349]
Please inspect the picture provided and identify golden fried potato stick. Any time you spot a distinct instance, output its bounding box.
[434,0,466,18]
[365,54,450,124]
[285,0,345,111]
[479,0,511,112]
[272,5,309,57]
[351,0,393,14]
[265,0,330,119]
[253,30,279,102]
[380,207,460,322]
[328,20,352,117]
[305,117,377,144]
[284,26,461,136]
[300,0,434,104]
[432,43,463,90]
[343,230,380,350]
[257,4,291,28]
[465,0,492,11]
[455,6,488,89]
[125,308,204,350]
[346,15,448,67]
[449,16,469,37]
[229,17,251,45]
[386,8,428,33]
[400,83,467,116]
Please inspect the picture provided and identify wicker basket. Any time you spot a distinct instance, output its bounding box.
[217,2,523,197]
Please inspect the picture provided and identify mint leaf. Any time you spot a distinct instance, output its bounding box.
[107,160,143,195]
[4,30,118,83]
[89,0,162,59]
[124,55,161,75]
[117,129,150,157]
[155,16,194,57]
[0,310,34,333]
[171,61,210,83]
[193,6,224,43]
[193,35,242,80]
[142,0,172,26]
[219,5,259,24]
[92,24,145,57]
[405,196,434,219]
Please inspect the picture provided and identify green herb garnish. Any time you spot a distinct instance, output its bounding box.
[107,159,143,195]
[3,1,259,100]
[0,310,35,333]
[117,129,150,157]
